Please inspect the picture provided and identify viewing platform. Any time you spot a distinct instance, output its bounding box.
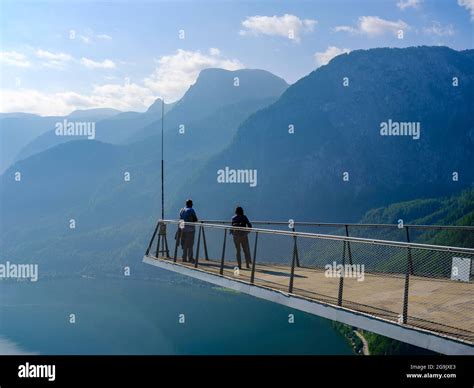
[144,220,474,355]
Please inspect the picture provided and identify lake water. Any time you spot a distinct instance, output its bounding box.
[0,267,352,355]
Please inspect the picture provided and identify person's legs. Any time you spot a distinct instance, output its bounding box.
[242,235,252,268]
[181,232,188,261]
[233,236,242,269]
[187,231,195,262]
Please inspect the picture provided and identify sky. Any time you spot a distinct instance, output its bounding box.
[0,0,473,115]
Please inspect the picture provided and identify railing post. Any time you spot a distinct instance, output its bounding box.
[292,227,300,267]
[402,246,411,324]
[338,240,346,306]
[345,225,353,265]
[155,222,169,258]
[219,229,227,275]
[250,232,258,284]
[145,220,160,256]
[289,235,298,293]
[161,223,169,258]
[163,235,169,258]
[405,226,414,275]
[201,223,209,261]
[194,225,202,268]
[155,224,162,257]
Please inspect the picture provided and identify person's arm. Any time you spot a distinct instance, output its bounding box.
[245,216,252,228]
[192,209,198,222]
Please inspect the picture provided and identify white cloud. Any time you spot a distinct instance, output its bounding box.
[334,16,409,37]
[397,0,422,10]
[0,83,156,116]
[209,47,220,56]
[97,34,112,40]
[36,49,72,68]
[88,83,156,110]
[81,57,116,69]
[76,31,112,44]
[333,25,357,34]
[240,14,316,42]
[314,46,351,67]
[458,0,474,21]
[79,35,91,44]
[0,51,31,68]
[144,49,243,102]
[423,22,454,36]
[0,47,245,115]
[0,88,77,115]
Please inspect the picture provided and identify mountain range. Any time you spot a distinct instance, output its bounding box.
[0,108,122,173]
[0,46,472,276]
[180,46,474,221]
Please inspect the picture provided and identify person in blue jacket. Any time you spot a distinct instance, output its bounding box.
[179,199,198,263]
[231,206,252,269]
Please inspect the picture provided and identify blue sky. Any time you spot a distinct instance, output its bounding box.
[1,0,473,115]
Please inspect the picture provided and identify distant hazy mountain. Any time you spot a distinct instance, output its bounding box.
[178,46,474,222]
[0,108,122,173]
[92,99,176,144]
[0,114,61,173]
[130,68,288,143]
[0,113,39,119]
[144,98,175,116]
[67,108,122,121]
[15,68,288,162]
[170,68,288,120]
[15,101,174,162]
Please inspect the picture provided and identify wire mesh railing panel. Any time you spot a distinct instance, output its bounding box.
[348,242,407,276]
[252,222,289,232]
[294,224,347,236]
[199,226,225,264]
[338,241,405,321]
[291,237,344,304]
[297,237,346,269]
[406,248,474,341]
[410,228,474,248]
[219,229,255,282]
[248,231,293,292]
[347,225,407,242]
[408,227,436,245]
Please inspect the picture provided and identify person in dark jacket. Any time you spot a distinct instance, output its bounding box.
[179,199,198,263]
[231,206,252,269]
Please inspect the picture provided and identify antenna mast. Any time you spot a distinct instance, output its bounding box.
[161,98,164,220]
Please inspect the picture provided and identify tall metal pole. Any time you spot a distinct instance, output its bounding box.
[161,98,164,220]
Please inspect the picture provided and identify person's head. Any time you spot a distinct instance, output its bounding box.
[186,199,193,208]
[235,206,244,216]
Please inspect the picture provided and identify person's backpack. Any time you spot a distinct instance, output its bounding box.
[180,208,197,223]
[231,216,250,235]
[238,219,248,227]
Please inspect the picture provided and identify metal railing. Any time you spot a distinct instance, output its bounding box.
[145,219,474,344]
[201,220,474,249]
